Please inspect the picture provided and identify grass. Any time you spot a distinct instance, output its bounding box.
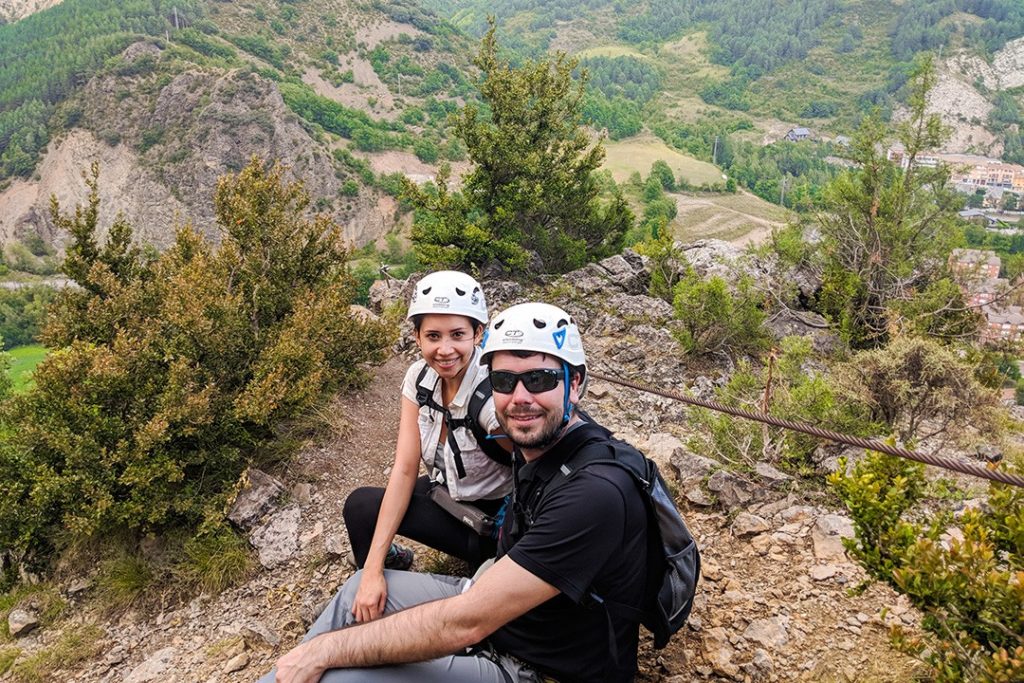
[9,623,103,683]
[575,44,650,60]
[95,552,154,611]
[0,586,66,642]
[176,527,253,594]
[603,134,725,186]
[0,646,19,675]
[6,345,47,393]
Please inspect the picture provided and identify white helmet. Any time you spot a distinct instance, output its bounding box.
[407,271,488,325]
[481,303,586,370]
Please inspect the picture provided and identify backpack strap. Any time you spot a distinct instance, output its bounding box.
[414,366,511,480]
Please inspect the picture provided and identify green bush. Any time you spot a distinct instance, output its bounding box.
[688,336,875,468]
[831,453,1024,681]
[0,159,394,566]
[671,267,767,356]
[0,286,55,349]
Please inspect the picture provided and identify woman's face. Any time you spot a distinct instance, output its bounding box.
[414,314,483,385]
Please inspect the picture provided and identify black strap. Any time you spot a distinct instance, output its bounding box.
[415,366,511,480]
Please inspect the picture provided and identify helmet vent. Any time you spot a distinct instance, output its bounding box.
[455,287,466,296]
[556,318,569,328]
[533,318,547,329]
[494,319,505,330]
[422,287,432,295]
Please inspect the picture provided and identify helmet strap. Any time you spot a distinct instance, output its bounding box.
[562,362,573,424]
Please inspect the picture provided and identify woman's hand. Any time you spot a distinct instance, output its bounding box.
[352,569,388,622]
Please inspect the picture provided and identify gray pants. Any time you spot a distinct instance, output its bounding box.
[256,570,542,682]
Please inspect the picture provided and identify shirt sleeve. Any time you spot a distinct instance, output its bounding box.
[401,360,427,403]
[507,470,630,603]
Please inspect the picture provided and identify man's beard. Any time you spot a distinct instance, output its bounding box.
[499,406,565,451]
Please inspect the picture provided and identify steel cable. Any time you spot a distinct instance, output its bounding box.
[589,371,1024,489]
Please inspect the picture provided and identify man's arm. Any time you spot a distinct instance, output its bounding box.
[272,557,559,683]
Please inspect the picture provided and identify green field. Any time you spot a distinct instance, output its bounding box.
[603,134,725,186]
[6,344,47,392]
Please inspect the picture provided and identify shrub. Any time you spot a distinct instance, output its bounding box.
[688,336,876,468]
[0,158,394,566]
[671,267,767,356]
[831,453,1024,681]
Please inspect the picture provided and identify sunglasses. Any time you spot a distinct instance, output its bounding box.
[490,368,563,394]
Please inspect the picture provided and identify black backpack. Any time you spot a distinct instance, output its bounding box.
[519,421,700,649]
[414,365,512,478]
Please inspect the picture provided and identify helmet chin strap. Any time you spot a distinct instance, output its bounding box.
[562,362,573,425]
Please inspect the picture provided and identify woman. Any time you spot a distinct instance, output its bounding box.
[342,270,512,622]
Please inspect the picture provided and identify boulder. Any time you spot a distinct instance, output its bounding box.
[227,469,285,531]
[743,616,790,649]
[7,607,39,638]
[706,470,761,508]
[250,506,302,569]
[764,308,840,354]
[811,514,854,562]
[123,646,178,683]
[732,512,770,538]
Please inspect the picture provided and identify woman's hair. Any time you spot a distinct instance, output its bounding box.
[411,314,485,334]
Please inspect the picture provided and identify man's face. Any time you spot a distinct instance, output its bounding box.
[490,351,580,457]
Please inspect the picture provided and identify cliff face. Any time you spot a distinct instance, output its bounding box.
[0,0,62,24]
[0,44,398,251]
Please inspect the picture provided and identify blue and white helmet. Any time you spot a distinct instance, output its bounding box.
[407,271,488,325]
[481,303,586,370]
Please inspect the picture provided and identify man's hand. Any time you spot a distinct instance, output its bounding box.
[273,635,330,683]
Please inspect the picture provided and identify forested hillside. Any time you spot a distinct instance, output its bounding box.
[0,0,477,256]
[422,0,1024,200]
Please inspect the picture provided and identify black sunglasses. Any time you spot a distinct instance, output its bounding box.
[490,368,563,394]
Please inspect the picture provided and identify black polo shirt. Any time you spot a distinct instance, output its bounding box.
[490,424,648,683]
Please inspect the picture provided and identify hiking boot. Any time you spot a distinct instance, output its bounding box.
[384,543,414,570]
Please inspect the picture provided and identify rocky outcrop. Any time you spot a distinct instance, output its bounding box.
[0,0,62,24]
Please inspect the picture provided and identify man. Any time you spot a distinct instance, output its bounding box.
[259,302,649,683]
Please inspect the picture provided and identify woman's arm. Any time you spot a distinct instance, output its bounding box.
[352,395,424,621]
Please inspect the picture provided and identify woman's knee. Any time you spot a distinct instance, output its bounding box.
[342,486,384,524]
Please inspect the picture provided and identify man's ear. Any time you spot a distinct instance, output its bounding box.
[568,370,582,407]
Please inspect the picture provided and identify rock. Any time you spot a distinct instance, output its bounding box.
[706,470,761,508]
[703,627,741,679]
[347,305,379,324]
[242,623,281,648]
[754,461,792,484]
[292,482,313,506]
[299,521,324,545]
[752,648,774,673]
[743,616,790,649]
[764,308,839,354]
[732,512,770,538]
[810,565,839,581]
[368,277,414,316]
[556,251,650,296]
[250,506,302,569]
[223,652,250,673]
[123,646,178,683]
[685,488,716,507]
[7,608,39,637]
[68,578,91,596]
[779,505,816,523]
[324,534,347,557]
[811,514,854,562]
[670,450,718,485]
[606,293,674,324]
[227,469,286,530]
[646,432,686,473]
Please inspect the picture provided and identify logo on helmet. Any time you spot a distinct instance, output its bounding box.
[552,328,566,349]
[504,330,524,338]
[433,296,450,307]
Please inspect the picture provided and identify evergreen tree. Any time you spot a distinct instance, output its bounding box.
[407,24,629,273]
[815,56,974,347]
